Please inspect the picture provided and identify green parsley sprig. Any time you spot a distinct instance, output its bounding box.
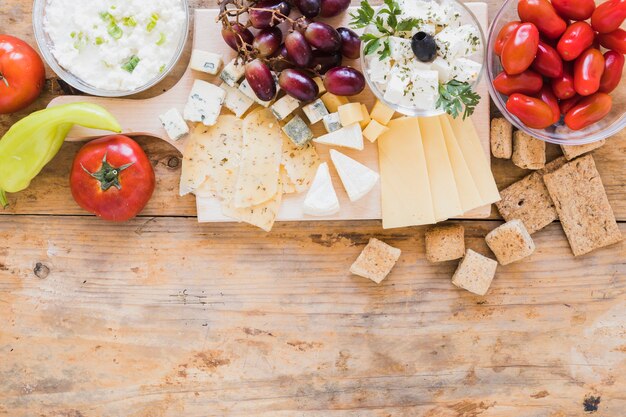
[436,80,480,120]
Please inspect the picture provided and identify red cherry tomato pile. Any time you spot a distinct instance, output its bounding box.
[494,0,626,131]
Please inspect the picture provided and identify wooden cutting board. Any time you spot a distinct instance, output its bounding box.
[48,3,492,221]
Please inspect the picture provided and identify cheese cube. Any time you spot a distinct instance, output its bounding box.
[383,71,408,105]
[338,103,364,127]
[359,104,371,129]
[431,57,452,83]
[220,82,254,118]
[271,95,300,121]
[368,56,392,84]
[363,119,389,143]
[313,77,326,95]
[389,36,413,61]
[321,92,349,113]
[450,58,482,83]
[313,123,364,151]
[183,80,226,126]
[412,70,439,96]
[220,58,245,86]
[238,79,272,107]
[159,108,189,141]
[322,112,342,133]
[282,115,314,147]
[370,100,395,125]
[302,99,329,124]
[435,24,481,61]
[190,50,223,75]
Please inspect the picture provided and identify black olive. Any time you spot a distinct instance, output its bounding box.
[411,32,437,63]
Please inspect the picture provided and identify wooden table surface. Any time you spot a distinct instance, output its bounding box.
[1,1,624,416]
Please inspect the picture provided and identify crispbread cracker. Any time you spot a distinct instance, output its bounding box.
[350,238,401,284]
[490,117,512,159]
[425,224,465,263]
[512,130,546,170]
[452,249,497,296]
[485,219,535,265]
[543,155,622,256]
[560,139,606,161]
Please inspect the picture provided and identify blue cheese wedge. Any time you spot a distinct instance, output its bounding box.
[322,112,342,133]
[220,82,254,118]
[282,115,314,147]
[303,162,340,216]
[271,95,300,121]
[330,149,379,202]
[159,108,189,141]
[183,80,226,126]
[220,58,246,87]
[190,50,223,75]
[313,123,364,151]
[302,98,329,124]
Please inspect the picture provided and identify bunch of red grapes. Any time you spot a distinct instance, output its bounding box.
[219,0,365,102]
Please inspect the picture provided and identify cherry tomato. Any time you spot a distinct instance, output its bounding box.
[70,135,155,222]
[599,51,625,94]
[556,22,595,61]
[494,21,521,56]
[518,0,567,39]
[551,0,595,21]
[538,85,560,125]
[501,23,540,75]
[551,66,576,100]
[564,93,612,130]
[0,35,45,115]
[598,29,626,55]
[493,70,543,95]
[574,48,605,96]
[591,0,626,34]
[559,95,581,115]
[532,41,563,78]
[506,93,556,129]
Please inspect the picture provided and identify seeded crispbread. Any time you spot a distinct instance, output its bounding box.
[425,224,465,263]
[543,155,622,256]
[512,130,546,170]
[495,157,567,234]
[452,249,498,296]
[560,139,606,161]
[490,117,513,159]
[350,238,401,284]
[485,219,535,265]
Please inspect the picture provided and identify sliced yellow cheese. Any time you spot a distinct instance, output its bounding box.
[418,117,464,221]
[338,102,364,126]
[359,104,371,129]
[362,119,388,143]
[378,117,436,229]
[446,115,501,205]
[280,133,321,193]
[438,115,484,212]
[222,180,283,232]
[370,100,395,125]
[321,92,349,113]
[234,109,283,208]
[280,166,298,194]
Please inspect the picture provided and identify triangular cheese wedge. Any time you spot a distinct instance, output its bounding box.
[329,149,379,202]
[313,123,364,150]
[303,162,340,216]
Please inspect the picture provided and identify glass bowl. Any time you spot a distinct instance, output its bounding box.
[32,0,190,98]
[360,0,486,117]
[487,0,626,145]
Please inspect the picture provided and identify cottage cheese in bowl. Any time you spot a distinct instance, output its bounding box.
[40,0,187,94]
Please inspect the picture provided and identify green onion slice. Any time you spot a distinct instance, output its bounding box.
[121,55,141,73]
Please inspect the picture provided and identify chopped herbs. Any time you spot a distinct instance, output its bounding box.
[436,80,481,120]
[95,36,105,45]
[100,11,123,39]
[121,55,141,73]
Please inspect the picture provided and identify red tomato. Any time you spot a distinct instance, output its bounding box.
[551,0,595,21]
[0,35,45,115]
[532,41,564,78]
[506,93,556,129]
[559,95,581,115]
[493,70,543,95]
[518,0,567,39]
[551,66,576,99]
[574,48,605,96]
[599,51,625,93]
[501,23,540,75]
[494,21,522,56]
[598,29,626,55]
[538,85,560,125]
[591,0,626,34]
[70,135,155,222]
[564,92,612,130]
[556,22,595,61]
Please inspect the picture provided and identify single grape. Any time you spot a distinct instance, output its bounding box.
[319,0,350,18]
[293,17,312,34]
[279,69,319,102]
[245,59,277,101]
[221,23,254,51]
[293,0,321,18]
[304,22,341,52]
[309,50,342,74]
[249,0,291,29]
[253,27,283,57]
[285,31,313,68]
[337,27,361,59]
[323,66,365,96]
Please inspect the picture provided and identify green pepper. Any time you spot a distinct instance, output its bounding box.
[0,103,121,207]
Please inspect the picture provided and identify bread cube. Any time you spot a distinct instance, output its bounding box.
[485,219,535,265]
[350,238,401,284]
[425,224,465,263]
[512,131,546,170]
[452,249,498,296]
[490,117,513,159]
